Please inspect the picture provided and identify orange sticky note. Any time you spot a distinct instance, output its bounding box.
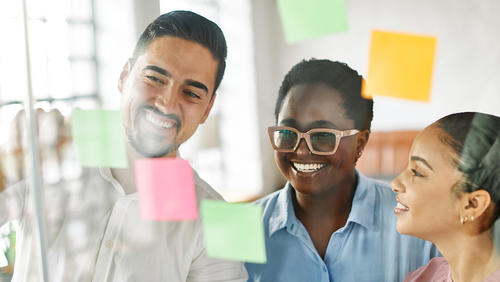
[364,30,437,102]
[135,158,198,221]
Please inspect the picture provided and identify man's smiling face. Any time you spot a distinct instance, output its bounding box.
[119,36,218,158]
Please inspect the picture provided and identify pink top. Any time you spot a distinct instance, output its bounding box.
[404,257,500,282]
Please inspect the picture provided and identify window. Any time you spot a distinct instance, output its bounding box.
[0,0,99,277]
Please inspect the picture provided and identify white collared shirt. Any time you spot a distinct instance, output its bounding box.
[0,167,247,282]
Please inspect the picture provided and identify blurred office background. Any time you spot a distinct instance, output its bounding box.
[1,0,499,278]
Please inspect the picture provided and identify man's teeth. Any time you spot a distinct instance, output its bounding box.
[396,202,409,211]
[145,111,175,129]
[293,162,326,172]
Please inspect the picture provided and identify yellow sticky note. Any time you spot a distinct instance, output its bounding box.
[364,30,437,102]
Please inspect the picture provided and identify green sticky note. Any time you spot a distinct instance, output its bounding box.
[7,230,15,264]
[277,0,348,44]
[201,200,266,263]
[71,109,128,168]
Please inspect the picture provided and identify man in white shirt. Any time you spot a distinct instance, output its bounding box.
[0,10,247,282]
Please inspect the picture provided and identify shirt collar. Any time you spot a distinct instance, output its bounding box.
[268,182,297,237]
[98,151,183,197]
[99,167,126,196]
[267,170,376,236]
[347,171,376,229]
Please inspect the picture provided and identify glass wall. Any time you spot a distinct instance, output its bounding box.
[0,0,98,279]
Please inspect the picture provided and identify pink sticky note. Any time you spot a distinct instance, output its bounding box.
[135,158,198,221]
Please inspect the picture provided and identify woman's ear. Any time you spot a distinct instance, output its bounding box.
[356,130,370,157]
[463,189,492,220]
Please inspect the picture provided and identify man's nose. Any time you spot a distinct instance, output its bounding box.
[154,87,180,110]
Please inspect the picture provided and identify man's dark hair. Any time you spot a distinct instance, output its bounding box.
[275,59,374,131]
[131,10,227,95]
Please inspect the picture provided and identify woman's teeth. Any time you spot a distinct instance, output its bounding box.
[145,111,175,129]
[292,162,326,173]
[396,202,409,211]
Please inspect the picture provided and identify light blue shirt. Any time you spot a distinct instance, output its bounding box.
[245,172,439,282]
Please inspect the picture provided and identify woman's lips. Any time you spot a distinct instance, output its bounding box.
[291,162,327,173]
[394,198,410,214]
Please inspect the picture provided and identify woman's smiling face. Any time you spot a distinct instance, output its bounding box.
[274,83,363,196]
[391,126,464,240]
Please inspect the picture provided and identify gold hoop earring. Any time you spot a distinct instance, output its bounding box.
[460,216,469,224]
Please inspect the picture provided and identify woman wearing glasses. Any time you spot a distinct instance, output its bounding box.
[392,112,500,282]
[245,59,438,281]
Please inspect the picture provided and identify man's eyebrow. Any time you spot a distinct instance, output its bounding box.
[144,65,169,77]
[411,156,434,171]
[186,79,209,94]
[143,66,209,94]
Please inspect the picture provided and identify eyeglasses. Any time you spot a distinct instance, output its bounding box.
[268,126,359,155]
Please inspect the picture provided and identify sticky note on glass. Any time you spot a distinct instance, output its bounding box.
[71,109,128,168]
[135,158,198,221]
[201,199,266,263]
[277,0,348,44]
[364,30,437,102]
[7,231,15,264]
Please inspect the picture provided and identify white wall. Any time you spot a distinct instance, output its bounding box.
[95,0,159,108]
[252,0,500,132]
[161,0,263,201]
[94,0,500,198]
[251,0,287,195]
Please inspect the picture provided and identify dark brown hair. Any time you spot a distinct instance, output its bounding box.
[131,11,227,96]
[434,112,500,222]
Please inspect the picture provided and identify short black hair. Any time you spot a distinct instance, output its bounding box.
[434,112,500,222]
[275,59,373,131]
[131,10,227,95]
